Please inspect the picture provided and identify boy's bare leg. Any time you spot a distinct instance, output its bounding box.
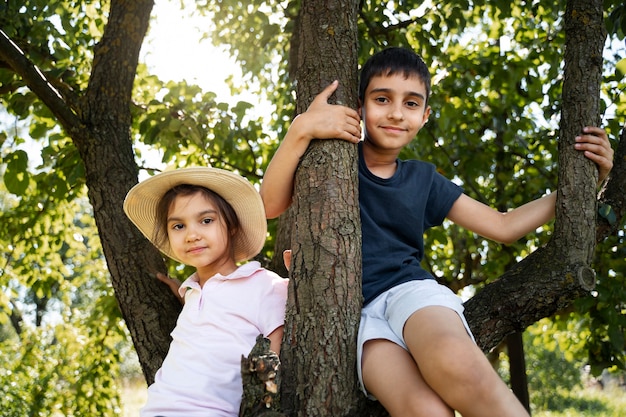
[362,339,455,417]
[403,307,529,417]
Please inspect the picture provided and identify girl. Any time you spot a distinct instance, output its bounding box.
[124,166,288,417]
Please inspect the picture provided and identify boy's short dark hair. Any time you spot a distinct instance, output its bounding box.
[358,47,432,105]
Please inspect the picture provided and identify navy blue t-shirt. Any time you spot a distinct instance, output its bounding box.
[359,144,463,305]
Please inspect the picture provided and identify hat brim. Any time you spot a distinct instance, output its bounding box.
[123,167,267,263]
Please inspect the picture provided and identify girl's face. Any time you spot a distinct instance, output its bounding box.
[166,192,236,284]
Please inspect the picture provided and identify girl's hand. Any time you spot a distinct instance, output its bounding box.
[156,272,184,304]
[283,249,292,271]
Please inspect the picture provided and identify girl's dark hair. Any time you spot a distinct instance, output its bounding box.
[358,47,432,105]
[154,184,240,257]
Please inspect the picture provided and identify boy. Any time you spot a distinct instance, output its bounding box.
[260,47,613,416]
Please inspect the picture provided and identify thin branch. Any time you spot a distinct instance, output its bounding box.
[9,299,23,336]
[0,29,83,132]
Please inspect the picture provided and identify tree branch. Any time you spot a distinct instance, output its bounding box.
[465,0,616,353]
[465,127,625,352]
[0,29,83,132]
[9,299,23,336]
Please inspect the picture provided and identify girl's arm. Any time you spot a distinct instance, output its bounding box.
[266,326,284,354]
[156,272,184,304]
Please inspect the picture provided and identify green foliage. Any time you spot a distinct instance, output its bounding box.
[0,116,128,413]
[576,232,626,376]
[0,0,105,124]
[3,149,30,195]
[1,0,625,414]
[0,177,129,415]
[132,75,272,179]
[606,0,626,39]
[523,318,626,415]
[532,388,626,417]
[0,317,127,417]
[524,318,587,410]
[199,0,293,101]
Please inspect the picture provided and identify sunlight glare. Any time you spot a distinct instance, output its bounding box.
[142,0,252,104]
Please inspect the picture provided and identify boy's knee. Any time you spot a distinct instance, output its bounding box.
[425,341,488,387]
[398,396,453,417]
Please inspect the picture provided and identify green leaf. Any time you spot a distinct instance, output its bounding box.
[168,118,183,132]
[8,92,36,118]
[598,203,617,225]
[4,150,30,195]
[616,57,626,78]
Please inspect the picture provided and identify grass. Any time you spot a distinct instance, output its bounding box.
[121,380,625,416]
[532,385,626,417]
[120,377,147,416]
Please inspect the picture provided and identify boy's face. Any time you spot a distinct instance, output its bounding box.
[359,73,430,153]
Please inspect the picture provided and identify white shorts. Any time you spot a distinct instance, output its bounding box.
[356,279,475,398]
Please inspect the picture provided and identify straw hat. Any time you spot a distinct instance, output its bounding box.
[123,167,267,263]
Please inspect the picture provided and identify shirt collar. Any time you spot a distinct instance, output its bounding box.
[178,261,263,295]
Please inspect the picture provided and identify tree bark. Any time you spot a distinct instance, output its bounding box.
[278,1,367,416]
[240,335,284,417]
[554,0,605,261]
[507,332,530,412]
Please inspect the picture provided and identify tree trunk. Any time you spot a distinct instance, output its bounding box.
[465,0,607,352]
[507,332,530,412]
[554,0,605,261]
[277,0,368,416]
[80,0,184,383]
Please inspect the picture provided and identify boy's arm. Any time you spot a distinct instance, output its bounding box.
[447,126,614,244]
[260,81,361,218]
[448,193,557,244]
